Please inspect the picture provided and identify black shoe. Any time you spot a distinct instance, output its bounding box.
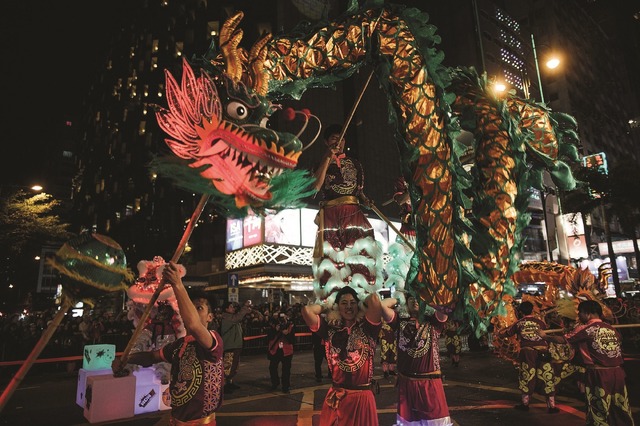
[282,388,290,394]
[548,407,560,414]
[270,385,279,391]
[514,404,529,411]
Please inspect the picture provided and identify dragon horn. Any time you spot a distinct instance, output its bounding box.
[249,32,272,96]
[220,11,244,82]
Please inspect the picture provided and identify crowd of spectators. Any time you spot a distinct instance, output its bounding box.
[0,301,312,366]
[0,308,132,363]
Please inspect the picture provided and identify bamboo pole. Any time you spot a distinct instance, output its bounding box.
[0,299,73,413]
[117,193,210,369]
[368,201,416,252]
[545,323,640,334]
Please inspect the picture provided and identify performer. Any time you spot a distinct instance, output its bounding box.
[379,319,397,379]
[312,124,383,306]
[302,286,384,426]
[497,301,558,413]
[540,300,634,425]
[112,261,223,425]
[266,312,295,393]
[444,318,462,368]
[381,295,453,426]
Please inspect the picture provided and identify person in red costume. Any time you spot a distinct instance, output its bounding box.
[112,262,223,426]
[302,285,384,426]
[498,301,558,413]
[540,300,634,424]
[381,295,453,426]
[311,124,382,307]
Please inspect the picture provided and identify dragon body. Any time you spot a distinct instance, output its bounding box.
[155,4,579,326]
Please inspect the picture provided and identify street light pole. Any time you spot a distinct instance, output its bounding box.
[531,33,545,104]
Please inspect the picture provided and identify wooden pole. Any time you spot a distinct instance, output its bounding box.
[0,300,73,413]
[118,193,210,368]
[545,323,640,334]
[368,202,416,252]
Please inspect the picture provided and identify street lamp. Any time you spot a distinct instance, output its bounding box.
[529,34,570,264]
[531,34,562,104]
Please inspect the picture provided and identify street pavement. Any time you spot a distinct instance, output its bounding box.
[1,346,638,425]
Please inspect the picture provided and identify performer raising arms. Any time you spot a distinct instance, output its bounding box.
[381,295,453,426]
[302,286,384,426]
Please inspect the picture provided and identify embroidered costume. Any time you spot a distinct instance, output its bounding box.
[443,319,461,368]
[160,330,224,425]
[313,154,383,303]
[390,311,452,426]
[379,320,397,378]
[312,314,382,426]
[564,318,634,425]
[501,315,557,409]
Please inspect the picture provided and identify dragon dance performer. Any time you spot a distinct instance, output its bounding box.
[302,286,384,426]
[113,262,224,426]
[540,300,634,425]
[381,295,453,426]
[444,318,462,368]
[379,318,398,379]
[497,301,558,413]
[312,124,383,305]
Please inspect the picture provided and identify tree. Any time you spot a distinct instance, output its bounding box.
[0,189,72,309]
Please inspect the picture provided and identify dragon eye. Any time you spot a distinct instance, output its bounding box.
[226,101,249,120]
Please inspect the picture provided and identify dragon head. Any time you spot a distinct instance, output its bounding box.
[155,12,313,213]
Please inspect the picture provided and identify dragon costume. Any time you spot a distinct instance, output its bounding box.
[153,3,580,328]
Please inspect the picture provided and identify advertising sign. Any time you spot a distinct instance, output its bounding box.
[265,208,301,245]
[567,235,589,260]
[243,214,263,247]
[300,208,319,247]
[226,218,243,251]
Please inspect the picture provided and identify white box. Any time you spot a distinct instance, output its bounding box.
[134,382,161,415]
[82,344,116,370]
[76,368,111,407]
[158,383,172,411]
[133,366,157,384]
[84,374,136,423]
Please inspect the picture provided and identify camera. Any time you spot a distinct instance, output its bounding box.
[276,313,291,327]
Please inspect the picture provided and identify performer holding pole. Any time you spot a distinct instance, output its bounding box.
[311,123,384,305]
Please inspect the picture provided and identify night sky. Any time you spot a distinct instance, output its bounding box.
[1,1,638,189]
[1,1,124,187]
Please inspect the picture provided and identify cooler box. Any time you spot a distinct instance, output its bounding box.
[76,368,111,407]
[84,374,136,423]
[134,381,161,414]
[158,383,172,411]
[82,344,116,370]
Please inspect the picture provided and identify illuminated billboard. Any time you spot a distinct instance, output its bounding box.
[265,209,301,245]
[226,218,243,251]
[243,214,263,247]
